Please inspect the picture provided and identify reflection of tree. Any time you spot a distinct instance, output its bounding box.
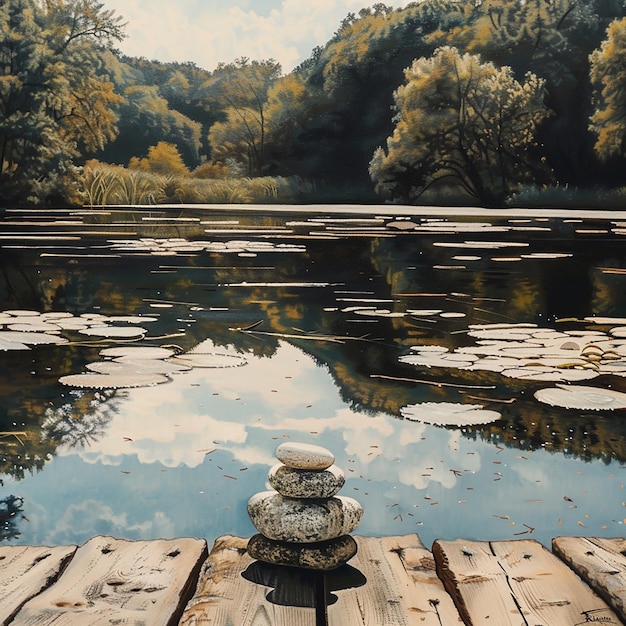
[41,390,118,449]
[0,495,24,542]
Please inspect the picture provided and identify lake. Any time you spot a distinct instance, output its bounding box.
[2,203,626,551]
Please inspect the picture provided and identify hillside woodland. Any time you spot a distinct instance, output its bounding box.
[2,0,626,207]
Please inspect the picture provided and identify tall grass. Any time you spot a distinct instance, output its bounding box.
[507,184,626,209]
[81,162,313,206]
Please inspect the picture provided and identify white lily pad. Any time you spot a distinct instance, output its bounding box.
[40,312,74,320]
[0,331,67,345]
[4,310,40,317]
[59,372,169,389]
[100,346,175,359]
[170,353,248,368]
[87,359,190,375]
[103,316,159,324]
[401,402,501,426]
[534,384,626,410]
[502,367,597,382]
[8,322,61,333]
[79,326,148,338]
[407,310,443,316]
[0,338,30,351]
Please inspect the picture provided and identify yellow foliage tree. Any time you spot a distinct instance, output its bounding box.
[129,142,189,176]
[589,18,626,159]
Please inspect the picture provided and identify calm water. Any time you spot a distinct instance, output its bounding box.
[2,204,626,551]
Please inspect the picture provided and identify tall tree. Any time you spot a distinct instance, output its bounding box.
[203,58,281,176]
[370,47,551,206]
[0,0,124,205]
[589,17,626,159]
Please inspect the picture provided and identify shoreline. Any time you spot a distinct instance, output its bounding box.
[102,203,626,220]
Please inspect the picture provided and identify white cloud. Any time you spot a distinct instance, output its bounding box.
[103,1,417,72]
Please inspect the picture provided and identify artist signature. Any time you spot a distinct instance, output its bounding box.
[574,608,619,624]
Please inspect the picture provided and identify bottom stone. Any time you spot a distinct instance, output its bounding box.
[247,534,358,571]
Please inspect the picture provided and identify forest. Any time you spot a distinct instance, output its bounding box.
[2,0,626,207]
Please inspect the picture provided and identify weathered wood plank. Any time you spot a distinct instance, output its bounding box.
[183,534,462,626]
[180,535,318,626]
[553,536,626,624]
[328,534,463,625]
[433,538,622,626]
[11,535,208,626]
[0,545,77,624]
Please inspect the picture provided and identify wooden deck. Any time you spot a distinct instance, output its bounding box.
[2,534,626,625]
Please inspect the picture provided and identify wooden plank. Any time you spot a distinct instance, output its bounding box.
[11,535,208,626]
[433,538,622,626]
[180,535,318,625]
[0,545,77,623]
[183,534,462,626]
[328,534,463,625]
[553,536,626,624]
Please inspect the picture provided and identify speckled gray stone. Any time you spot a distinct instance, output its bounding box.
[247,491,363,543]
[247,534,358,571]
[275,442,334,470]
[268,463,345,499]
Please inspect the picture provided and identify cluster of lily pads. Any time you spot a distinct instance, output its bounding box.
[400,320,626,416]
[108,237,306,256]
[0,310,157,351]
[0,310,249,390]
[59,339,248,390]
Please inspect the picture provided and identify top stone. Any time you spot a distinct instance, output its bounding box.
[275,442,335,470]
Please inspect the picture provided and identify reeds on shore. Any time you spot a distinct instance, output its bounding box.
[81,161,315,206]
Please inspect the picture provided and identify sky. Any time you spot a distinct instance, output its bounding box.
[102,1,417,73]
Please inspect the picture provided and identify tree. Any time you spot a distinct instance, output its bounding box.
[203,58,281,176]
[129,141,189,176]
[589,18,626,159]
[0,0,124,205]
[370,47,551,206]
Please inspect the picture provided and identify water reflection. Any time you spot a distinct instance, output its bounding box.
[1,206,626,549]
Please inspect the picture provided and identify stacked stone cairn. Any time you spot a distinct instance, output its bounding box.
[247,442,363,571]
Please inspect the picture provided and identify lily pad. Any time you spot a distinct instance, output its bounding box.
[0,337,29,351]
[401,402,501,426]
[100,346,175,359]
[534,384,626,410]
[79,326,148,338]
[90,359,191,375]
[170,353,248,368]
[59,372,169,389]
[8,322,61,333]
[0,331,67,345]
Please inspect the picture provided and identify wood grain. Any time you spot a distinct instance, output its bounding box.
[434,538,622,626]
[11,535,207,625]
[0,544,77,624]
[553,536,626,624]
[181,535,318,626]
[182,534,463,625]
[330,534,463,625]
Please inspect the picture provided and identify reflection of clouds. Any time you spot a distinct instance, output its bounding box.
[60,341,488,494]
[45,500,175,546]
[46,338,622,550]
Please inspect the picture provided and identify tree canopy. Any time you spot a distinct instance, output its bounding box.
[4,0,626,206]
[0,0,124,205]
[369,47,551,205]
[589,17,626,159]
